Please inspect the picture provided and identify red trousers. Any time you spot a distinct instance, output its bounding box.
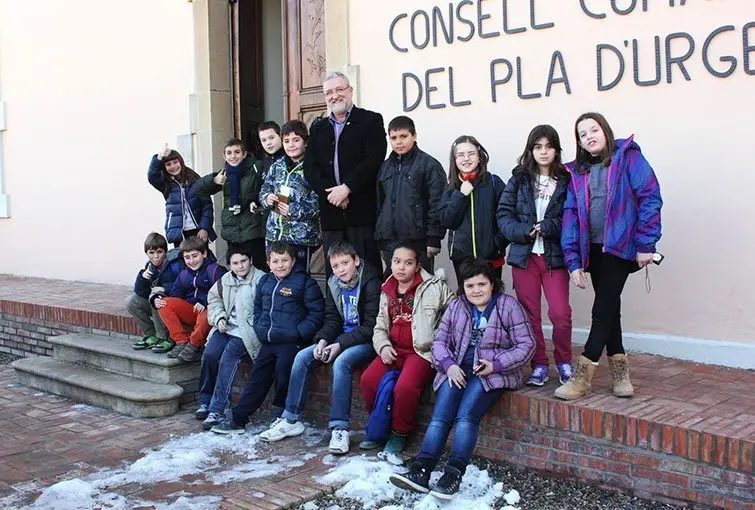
[360,351,434,435]
[157,298,211,346]
[512,254,572,367]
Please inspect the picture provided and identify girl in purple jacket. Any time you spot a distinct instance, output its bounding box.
[389,259,535,501]
[556,112,662,401]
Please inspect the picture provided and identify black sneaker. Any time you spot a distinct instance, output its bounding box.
[430,465,462,500]
[166,342,186,358]
[202,412,225,431]
[388,462,431,494]
[210,419,245,435]
[178,342,202,362]
[195,404,209,421]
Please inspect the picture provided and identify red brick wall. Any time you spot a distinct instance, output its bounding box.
[0,312,138,358]
[298,365,754,510]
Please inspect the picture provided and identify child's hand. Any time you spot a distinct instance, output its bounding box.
[154,297,167,309]
[194,302,206,313]
[379,345,397,365]
[157,143,170,160]
[321,343,342,364]
[277,202,290,217]
[217,318,228,333]
[141,266,153,280]
[447,364,466,389]
[473,359,494,377]
[197,229,209,242]
[213,169,227,186]
[313,339,328,360]
[570,269,587,289]
[265,194,279,206]
[460,181,474,196]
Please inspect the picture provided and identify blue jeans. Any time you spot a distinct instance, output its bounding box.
[415,366,504,471]
[198,331,249,414]
[232,343,300,426]
[282,343,375,429]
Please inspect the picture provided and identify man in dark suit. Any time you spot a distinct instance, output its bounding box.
[304,71,387,276]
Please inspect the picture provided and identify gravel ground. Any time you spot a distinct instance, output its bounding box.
[303,455,682,510]
[0,352,21,365]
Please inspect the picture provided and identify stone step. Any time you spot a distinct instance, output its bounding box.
[12,357,183,418]
[50,333,198,385]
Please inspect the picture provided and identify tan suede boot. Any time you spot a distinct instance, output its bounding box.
[608,353,634,397]
[554,355,596,400]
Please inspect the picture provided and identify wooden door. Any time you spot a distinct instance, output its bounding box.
[232,1,265,157]
[283,0,327,125]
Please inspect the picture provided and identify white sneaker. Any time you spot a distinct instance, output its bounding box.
[259,417,305,442]
[328,429,350,455]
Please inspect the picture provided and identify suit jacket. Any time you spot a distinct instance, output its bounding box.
[304,106,387,230]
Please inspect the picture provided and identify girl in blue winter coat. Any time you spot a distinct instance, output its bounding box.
[437,136,507,286]
[555,112,662,401]
[148,143,216,247]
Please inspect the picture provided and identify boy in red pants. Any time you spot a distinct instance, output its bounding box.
[359,245,453,454]
[152,237,226,361]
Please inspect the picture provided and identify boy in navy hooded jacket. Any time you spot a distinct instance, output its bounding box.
[211,241,325,434]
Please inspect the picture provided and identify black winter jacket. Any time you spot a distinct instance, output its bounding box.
[374,146,447,248]
[497,168,569,270]
[315,263,382,350]
[438,173,507,263]
[304,107,387,230]
[195,155,266,243]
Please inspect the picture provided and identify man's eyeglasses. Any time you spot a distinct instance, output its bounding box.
[324,86,350,99]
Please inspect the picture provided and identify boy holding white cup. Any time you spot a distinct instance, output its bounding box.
[260,120,321,272]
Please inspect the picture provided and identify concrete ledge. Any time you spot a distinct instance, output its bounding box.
[545,326,755,370]
[12,357,183,418]
[51,333,199,384]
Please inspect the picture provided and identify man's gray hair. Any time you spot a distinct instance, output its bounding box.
[323,71,350,86]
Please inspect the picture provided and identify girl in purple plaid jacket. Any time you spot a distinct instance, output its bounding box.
[389,259,535,500]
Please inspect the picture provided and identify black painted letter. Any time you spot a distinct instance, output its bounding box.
[490,58,513,102]
[503,0,526,34]
[449,67,472,107]
[702,25,737,78]
[402,73,423,112]
[478,0,500,39]
[632,37,661,86]
[389,14,409,53]
[456,0,476,42]
[580,0,606,19]
[410,10,431,50]
[546,51,571,96]
[744,21,755,75]
[530,0,554,30]
[432,5,454,46]
[516,57,542,100]
[665,32,695,83]
[425,68,447,110]
[597,43,625,91]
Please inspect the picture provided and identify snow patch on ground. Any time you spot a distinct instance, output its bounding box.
[316,456,505,510]
[3,425,322,509]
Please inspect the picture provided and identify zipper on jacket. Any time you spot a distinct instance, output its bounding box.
[449,230,455,258]
[267,278,281,343]
[602,158,618,252]
[470,191,478,258]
